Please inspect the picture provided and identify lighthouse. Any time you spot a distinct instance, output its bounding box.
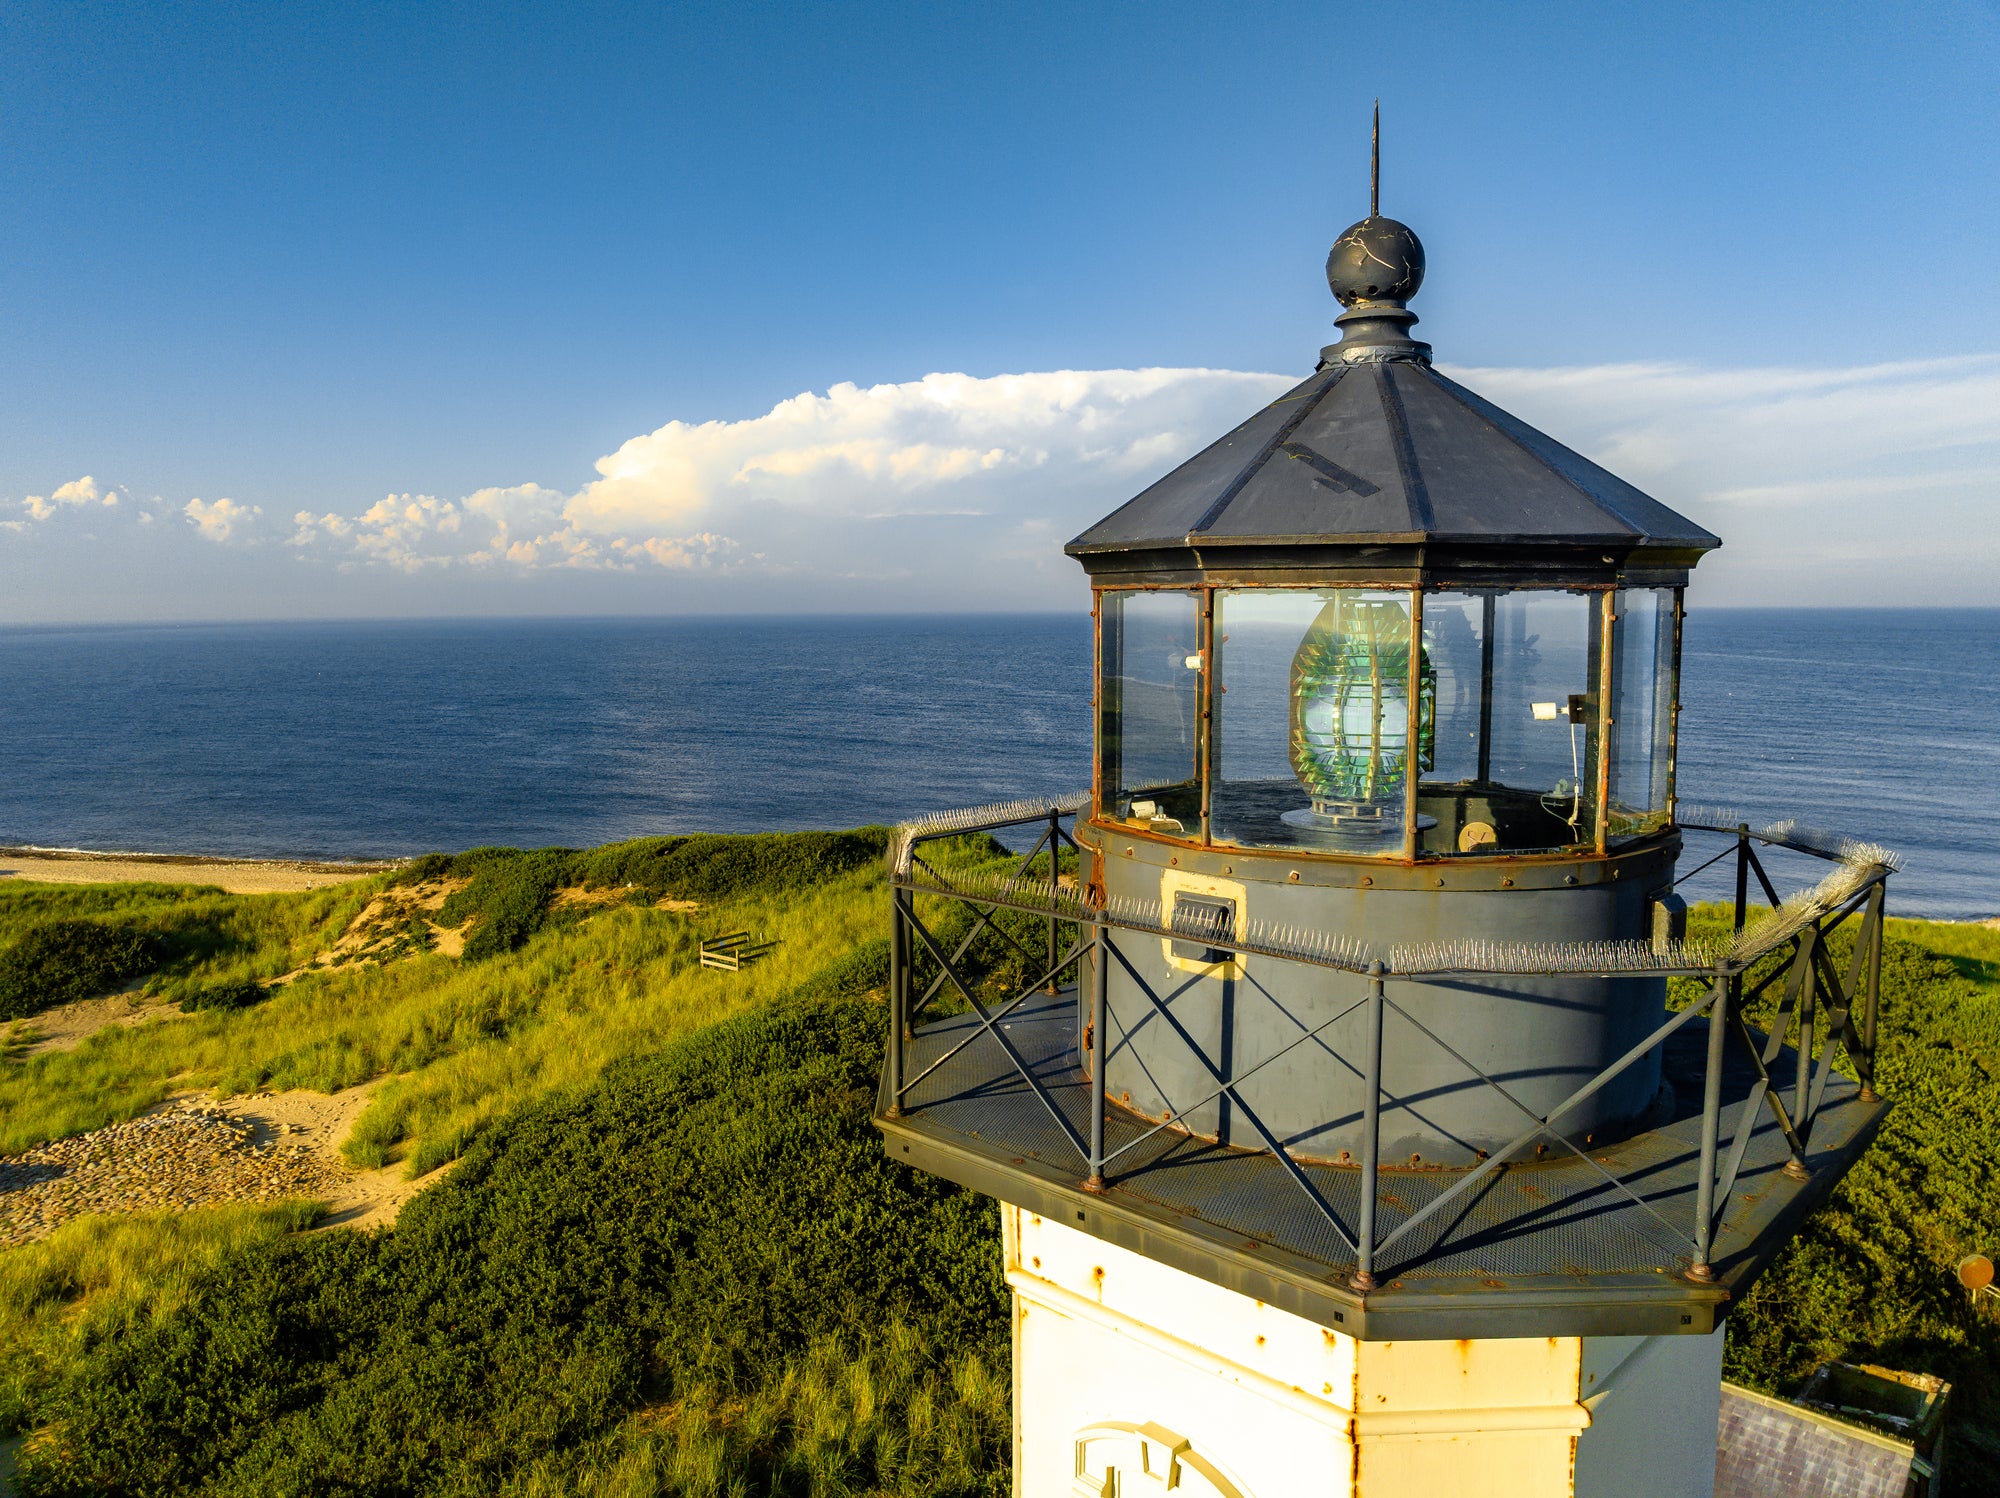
[876,139,1893,1498]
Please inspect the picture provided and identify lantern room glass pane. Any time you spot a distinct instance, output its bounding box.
[1099,590,1201,835]
[1608,588,1677,842]
[1418,590,1602,855]
[1211,588,1422,855]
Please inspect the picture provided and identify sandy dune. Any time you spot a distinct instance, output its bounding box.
[186,1082,453,1232]
[7,985,188,1057]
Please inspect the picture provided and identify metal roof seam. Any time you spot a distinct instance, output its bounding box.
[1376,364,1436,532]
[1188,367,1347,536]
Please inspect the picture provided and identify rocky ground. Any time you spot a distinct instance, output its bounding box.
[0,1100,349,1248]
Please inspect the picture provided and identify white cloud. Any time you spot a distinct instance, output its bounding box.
[237,366,1289,581]
[9,357,1998,607]
[18,474,119,522]
[564,368,1287,540]
[1439,354,2000,602]
[183,496,262,543]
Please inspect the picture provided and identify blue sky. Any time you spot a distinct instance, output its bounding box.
[3,0,1997,620]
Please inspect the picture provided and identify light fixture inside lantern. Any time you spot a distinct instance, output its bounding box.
[1281,593,1436,844]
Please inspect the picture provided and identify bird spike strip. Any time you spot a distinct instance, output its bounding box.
[890,791,1090,875]
[1725,855,1879,967]
[902,854,1880,980]
[894,799,1894,979]
[897,866,1380,973]
[1674,805,1904,872]
[1386,936,1720,977]
[1390,856,1882,977]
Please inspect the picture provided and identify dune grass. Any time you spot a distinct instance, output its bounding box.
[0,859,894,1174]
[502,1322,1010,1498]
[0,1202,327,1435]
[13,949,1010,1496]
[1678,908,2000,1492]
[6,843,1996,1494]
[340,875,892,1176]
[0,878,382,1004]
[0,829,1022,1175]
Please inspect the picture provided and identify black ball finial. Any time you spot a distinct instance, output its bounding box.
[1318,104,1432,366]
[1325,217,1426,308]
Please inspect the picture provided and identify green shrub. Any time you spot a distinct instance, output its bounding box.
[19,941,1003,1497]
[176,979,267,1013]
[1698,922,2000,1497]
[438,847,574,960]
[394,853,454,885]
[416,831,892,964]
[569,828,889,902]
[0,920,162,1020]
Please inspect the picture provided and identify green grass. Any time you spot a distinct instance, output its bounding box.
[13,944,1009,1497]
[0,834,900,1170]
[10,841,1993,1493]
[0,1202,327,1436]
[1682,909,2000,1494]
[499,1323,1010,1498]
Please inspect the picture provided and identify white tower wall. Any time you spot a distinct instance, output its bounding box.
[1005,1204,1725,1498]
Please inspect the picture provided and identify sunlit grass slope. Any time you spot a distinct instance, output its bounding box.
[0,833,890,1169]
[0,1202,326,1436]
[13,941,1013,1497]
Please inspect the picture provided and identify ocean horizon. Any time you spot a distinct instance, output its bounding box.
[5,606,1996,921]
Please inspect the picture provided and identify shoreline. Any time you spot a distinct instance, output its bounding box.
[0,846,401,895]
[3,843,1994,925]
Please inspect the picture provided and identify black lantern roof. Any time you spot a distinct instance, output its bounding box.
[1067,212,1719,589]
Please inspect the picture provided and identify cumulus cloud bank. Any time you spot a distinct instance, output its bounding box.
[183,496,262,543]
[1444,354,2000,597]
[7,355,1997,605]
[272,367,1288,576]
[13,475,119,524]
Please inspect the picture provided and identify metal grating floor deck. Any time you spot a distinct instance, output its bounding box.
[875,990,1889,1340]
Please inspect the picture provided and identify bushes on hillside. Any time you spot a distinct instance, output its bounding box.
[437,847,575,961]
[408,829,891,962]
[1715,930,2000,1493]
[176,978,267,1013]
[18,939,1007,1497]
[0,920,162,1021]
[568,829,889,902]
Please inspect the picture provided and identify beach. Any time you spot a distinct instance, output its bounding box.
[0,849,394,895]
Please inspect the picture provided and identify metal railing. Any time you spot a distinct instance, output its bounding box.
[883,796,1895,1287]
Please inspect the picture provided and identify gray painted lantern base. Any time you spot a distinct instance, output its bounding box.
[1091,831,1677,1164]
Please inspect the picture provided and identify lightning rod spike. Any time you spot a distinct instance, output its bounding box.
[1371,99,1380,218]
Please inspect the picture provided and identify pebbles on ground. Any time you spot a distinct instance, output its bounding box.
[0,1104,347,1248]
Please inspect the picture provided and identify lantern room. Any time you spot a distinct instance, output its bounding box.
[1076,212,1711,867]
[1063,208,1718,1165]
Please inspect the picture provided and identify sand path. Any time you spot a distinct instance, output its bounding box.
[183,1081,452,1232]
[5,985,189,1058]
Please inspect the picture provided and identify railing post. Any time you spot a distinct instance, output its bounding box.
[1794,925,1818,1133]
[1733,823,1751,936]
[1690,974,1729,1281]
[1046,811,1061,994]
[1351,961,1387,1292]
[886,886,907,1117]
[1861,886,1883,1102]
[1085,919,1110,1192]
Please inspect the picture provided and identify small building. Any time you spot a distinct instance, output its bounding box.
[1716,1364,1949,1497]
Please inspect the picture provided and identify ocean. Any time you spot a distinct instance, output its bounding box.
[2,608,1995,921]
